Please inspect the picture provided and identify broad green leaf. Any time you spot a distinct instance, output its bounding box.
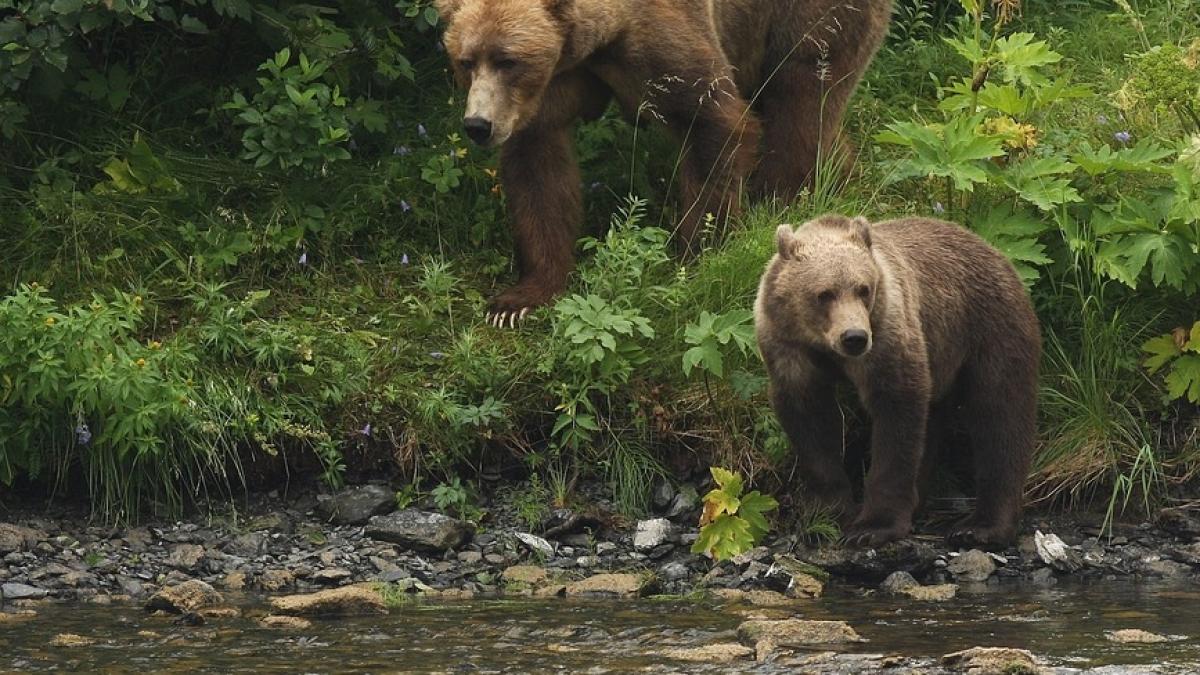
[997,156,1081,211]
[1143,333,1182,373]
[1165,355,1200,403]
[691,514,755,561]
[737,490,778,539]
[710,466,742,495]
[993,33,1061,87]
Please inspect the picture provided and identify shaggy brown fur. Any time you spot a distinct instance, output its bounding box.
[435,0,893,324]
[754,215,1041,550]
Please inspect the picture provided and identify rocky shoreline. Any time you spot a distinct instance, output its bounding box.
[3,481,1200,671]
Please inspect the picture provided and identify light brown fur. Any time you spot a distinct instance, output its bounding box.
[435,0,894,323]
[755,214,1041,550]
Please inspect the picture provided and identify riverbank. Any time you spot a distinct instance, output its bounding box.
[4,479,1200,608]
[5,481,1200,673]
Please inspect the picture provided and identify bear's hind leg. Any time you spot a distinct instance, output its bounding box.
[949,355,1038,551]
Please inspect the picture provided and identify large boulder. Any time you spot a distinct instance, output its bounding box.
[0,524,45,555]
[268,585,387,617]
[365,510,473,554]
[145,580,223,614]
[316,485,396,526]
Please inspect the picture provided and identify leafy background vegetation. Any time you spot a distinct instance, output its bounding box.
[1,0,1199,529]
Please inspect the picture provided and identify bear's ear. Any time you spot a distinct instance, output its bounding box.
[775,224,797,259]
[433,0,463,20]
[849,216,872,249]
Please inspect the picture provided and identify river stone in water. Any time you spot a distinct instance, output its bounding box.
[947,549,996,582]
[880,571,958,601]
[260,615,313,630]
[737,619,864,647]
[565,573,654,598]
[501,566,548,586]
[942,646,1043,674]
[269,584,387,616]
[662,643,753,663]
[50,633,96,648]
[145,580,223,614]
[259,569,295,592]
[316,485,397,525]
[365,510,473,553]
[1106,629,1176,643]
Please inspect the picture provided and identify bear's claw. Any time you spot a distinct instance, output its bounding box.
[485,307,531,329]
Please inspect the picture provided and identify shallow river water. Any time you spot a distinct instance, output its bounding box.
[4,580,1200,673]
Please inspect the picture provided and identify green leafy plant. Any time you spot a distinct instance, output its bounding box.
[681,310,756,379]
[1143,321,1200,403]
[691,467,778,561]
[223,49,351,172]
[431,476,482,522]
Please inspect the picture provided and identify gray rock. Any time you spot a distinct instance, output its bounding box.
[515,533,555,558]
[880,570,919,593]
[145,580,223,614]
[118,577,146,597]
[316,485,396,526]
[1140,558,1192,578]
[652,481,676,511]
[633,518,672,551]
[1034,530,1084,572]
[660,562,690,582]
[456,551,483,565]
[168,544,205,571]
[0,524,44,555]
[224,533,268,557]
[312,568,353,585]
[666,487,699,520]
[799,539,940,582]
[1158,506,1200,540]
[1030,567,1056,586]
[365,510,473,554]
[947,549,995,582]
[2,582,49,600]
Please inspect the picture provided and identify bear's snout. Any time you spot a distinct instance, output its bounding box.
[840,328,871,357]
[463,116,494,146]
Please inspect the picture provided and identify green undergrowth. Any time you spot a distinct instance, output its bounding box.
[2,0,1199,524]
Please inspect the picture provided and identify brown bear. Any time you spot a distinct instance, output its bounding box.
[754,214,1041,550]
[434,0,894,326]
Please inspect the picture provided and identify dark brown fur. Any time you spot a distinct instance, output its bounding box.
[754,215,1041,550]
[436,0,893,320]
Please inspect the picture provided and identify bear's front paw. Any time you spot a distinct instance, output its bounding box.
[947,522,1015,552]
[841,521,909,548]
[486,285,558,329]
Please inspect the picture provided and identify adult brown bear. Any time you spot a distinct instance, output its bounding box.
[755,214,1041,550]
[434,0,893,326]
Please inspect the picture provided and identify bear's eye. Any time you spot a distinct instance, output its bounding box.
[856,285,871,299]
[494,57,519,71]
[457,58,476,71]
[817,290,836,304]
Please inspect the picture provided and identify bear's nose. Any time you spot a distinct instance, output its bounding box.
[463,117,493,145]
[840,329,870,356]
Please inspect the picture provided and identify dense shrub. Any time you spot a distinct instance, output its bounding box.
[1,0,1198,524]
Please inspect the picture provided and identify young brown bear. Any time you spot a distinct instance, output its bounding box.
[434,0,893,326]
[754,214,1041,550]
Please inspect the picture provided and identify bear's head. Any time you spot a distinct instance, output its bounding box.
[758,215,881,359]
[435,0,572,147]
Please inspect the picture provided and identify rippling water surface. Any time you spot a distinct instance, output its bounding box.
[4,580,1200,673]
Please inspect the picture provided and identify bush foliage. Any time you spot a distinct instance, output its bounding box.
[1,0,1199,523]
